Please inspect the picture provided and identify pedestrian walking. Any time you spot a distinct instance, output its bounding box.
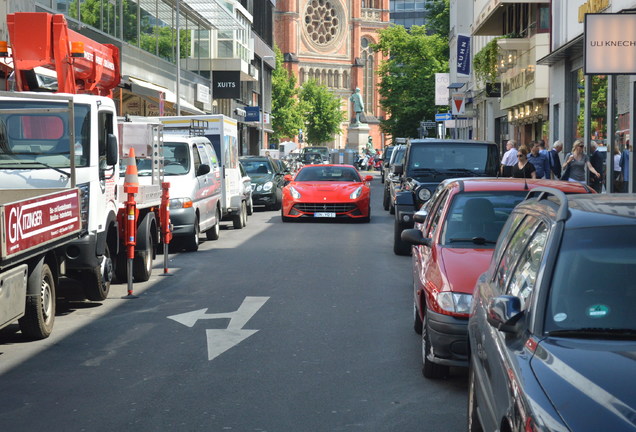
[527,142,550,179]
[512,145,536,179]
[548,140,563,179]
[613,145,623,192]
[562,139,601,184]
[619,141,631,192]
[500,139,517,177]
[589,141,604,193]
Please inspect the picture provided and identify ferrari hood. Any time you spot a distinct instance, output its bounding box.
[531,338,636,431]
[438,247,494,294]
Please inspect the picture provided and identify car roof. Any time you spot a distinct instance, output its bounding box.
[300,164,355,168]
[240,156,270,160]
[409,139,496,146]
[445,178,594,194]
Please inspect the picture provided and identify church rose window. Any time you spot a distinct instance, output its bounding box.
[304,0,343,47]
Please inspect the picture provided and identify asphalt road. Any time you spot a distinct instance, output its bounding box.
[0,172,467,431]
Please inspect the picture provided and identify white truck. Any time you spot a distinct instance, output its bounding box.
[157,115,247,228]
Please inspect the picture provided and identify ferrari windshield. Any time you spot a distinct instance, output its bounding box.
[295,166,361,182]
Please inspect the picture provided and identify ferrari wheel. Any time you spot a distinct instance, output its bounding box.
[281,208,292,223]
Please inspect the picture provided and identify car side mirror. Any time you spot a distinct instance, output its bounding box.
[392,164,403,175]
[487,295,523,333]
[106,133,118,166]
[197,163,210,176]
[400,228,432,246]
[364,175,373,182]
[284,174,293,182]
[413,210,428,224]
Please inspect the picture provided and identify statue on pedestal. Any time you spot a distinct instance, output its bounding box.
[349,88,364,126]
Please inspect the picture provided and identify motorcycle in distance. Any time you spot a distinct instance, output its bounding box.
[355,153,371,171]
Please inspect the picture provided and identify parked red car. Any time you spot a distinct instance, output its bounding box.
[281,164,372,222]
[400,178,594,379]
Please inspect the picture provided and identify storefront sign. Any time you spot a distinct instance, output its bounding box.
[585,13,636,74]
[196,83,210,104]
[212,71,241,99]
[435,73,449,106]
[245,106,260,122]
[456,35,471,76]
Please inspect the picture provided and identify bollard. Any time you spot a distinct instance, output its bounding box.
[122,148,139,299]
[159,181,173,276]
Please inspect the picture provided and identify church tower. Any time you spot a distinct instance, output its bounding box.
[275,0,390,150]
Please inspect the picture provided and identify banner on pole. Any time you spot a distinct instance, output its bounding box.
[456,35,471,76]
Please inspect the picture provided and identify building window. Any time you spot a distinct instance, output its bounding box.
[361,37,374,114]
[303,0,344,48]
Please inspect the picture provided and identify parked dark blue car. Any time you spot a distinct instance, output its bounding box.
[468,189,636,432]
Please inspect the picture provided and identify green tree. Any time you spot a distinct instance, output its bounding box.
[372,25,449,138]
[425,0,450,40]
[271,47,304,142]
[298,80,346,145]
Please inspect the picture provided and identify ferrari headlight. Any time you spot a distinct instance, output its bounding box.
[290,186,301,199]
[262,181,273,192]
[417,187,432,202]
[436,292,472,315]
[350,186,363,199]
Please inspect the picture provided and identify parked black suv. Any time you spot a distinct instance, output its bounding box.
[393,139,499,255]
[468,190,636,432]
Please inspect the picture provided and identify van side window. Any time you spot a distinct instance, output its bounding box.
[204,143,219,169]
[192,144,202,173]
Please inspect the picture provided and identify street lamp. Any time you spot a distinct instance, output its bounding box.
[260,55,275,150]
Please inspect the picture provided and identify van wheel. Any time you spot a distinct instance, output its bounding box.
[246,198,254,215]
[206,208,220,240]
[83,243,113,300]
[184,216,200,252]
[383,188,390,210]
[233,202,246,229]
[19,261,55,339]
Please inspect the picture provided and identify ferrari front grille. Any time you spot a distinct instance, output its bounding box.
[294,203,357,213]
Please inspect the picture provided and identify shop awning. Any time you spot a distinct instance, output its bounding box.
[127,77,205,115]
[537,35,584,66]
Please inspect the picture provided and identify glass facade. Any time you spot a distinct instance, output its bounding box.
[390,0,427,29]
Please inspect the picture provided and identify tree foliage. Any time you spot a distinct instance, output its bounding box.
[424,0,450,41]
[271,47,304,142]
[298,80,346,145]
[372,25,449,138]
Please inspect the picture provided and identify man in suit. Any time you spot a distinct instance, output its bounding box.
[548,140,563,179]
[589,140,604,193]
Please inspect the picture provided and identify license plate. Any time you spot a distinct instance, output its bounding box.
[314,212,336,218]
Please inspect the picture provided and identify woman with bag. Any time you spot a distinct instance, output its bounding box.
[512,145,537,179]
[561,139,601,184]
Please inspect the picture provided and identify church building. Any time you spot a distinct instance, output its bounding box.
[274,0,390,151]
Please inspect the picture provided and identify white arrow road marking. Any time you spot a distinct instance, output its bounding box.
[206,329,258,361]
[167,296,269,328]
[167,296,269,361]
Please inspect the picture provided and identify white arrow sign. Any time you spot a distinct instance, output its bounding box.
[168,296,269,361]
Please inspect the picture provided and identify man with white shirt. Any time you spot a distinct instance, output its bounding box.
[500,140,517,177]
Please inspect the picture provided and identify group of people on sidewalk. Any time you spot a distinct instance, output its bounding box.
[500,138,631,192]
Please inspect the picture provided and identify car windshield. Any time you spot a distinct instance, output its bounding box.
[407,143,498,176]
[303,147,329,158]
[441,191,528,247]
[302,153,324,164]
[545,226,636,334]
[163,142,190,175]
[392,147,406,165]
[295,166,361,182]
[241,159,273,175]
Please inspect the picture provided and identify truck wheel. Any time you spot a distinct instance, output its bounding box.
[19,262,55,340]
[233,202,246,229]
[246,198,254,215]
[133,214,155,282]
[393,220,411,256]
[83,243,113,301]
[183,216,200,252]
[206,207,221,240]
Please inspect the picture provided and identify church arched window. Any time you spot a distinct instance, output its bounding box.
[361,37,375,114]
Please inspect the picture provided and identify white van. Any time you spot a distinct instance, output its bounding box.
[158,115,247,229]
[161,136,223,251]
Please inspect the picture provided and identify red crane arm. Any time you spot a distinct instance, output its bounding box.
[7,12,120,97]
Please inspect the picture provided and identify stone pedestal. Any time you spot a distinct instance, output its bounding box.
[346,123,370,153]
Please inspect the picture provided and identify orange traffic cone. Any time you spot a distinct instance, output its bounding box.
[123,147,139,194]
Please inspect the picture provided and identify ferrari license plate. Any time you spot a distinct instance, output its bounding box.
[314,212,336,218]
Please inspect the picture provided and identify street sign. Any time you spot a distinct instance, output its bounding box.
[420,121,436,129]
[435,113,452,121]
[168,296,269,361]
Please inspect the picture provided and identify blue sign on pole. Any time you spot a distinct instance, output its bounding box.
[457,35,471,76]
[245,106,260,122]
[435,113,452,121]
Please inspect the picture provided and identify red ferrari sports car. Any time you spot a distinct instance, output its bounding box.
[281,164,373,222]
